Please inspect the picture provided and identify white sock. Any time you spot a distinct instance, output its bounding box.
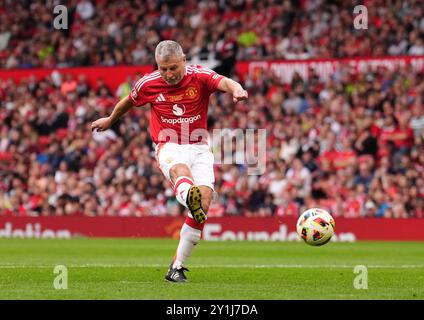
[173,223,201,269]
[173,176,194,208]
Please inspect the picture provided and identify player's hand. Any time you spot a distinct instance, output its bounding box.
[91,117,112,132]
[233,89,248,103]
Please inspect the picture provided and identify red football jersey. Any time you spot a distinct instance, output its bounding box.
[129,65,224,144]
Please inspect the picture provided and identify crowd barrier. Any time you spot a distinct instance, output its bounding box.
[0,216,423,241]
[235,55,424,83]
[1,56,423,92]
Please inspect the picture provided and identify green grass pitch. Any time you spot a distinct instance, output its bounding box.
[0,238,423,299]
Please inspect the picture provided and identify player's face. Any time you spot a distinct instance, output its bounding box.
[157,55,186,85]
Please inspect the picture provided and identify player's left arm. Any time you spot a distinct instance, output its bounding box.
[217,77,248,103]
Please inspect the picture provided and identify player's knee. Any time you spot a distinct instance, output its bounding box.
[169,163,192,182]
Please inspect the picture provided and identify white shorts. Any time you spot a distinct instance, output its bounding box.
[155,142,215,190]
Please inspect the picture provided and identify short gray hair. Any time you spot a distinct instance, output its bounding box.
[155,40,184,61]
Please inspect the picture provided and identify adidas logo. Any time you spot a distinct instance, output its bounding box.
[155,94,166,102]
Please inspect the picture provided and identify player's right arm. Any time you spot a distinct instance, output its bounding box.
[91,73,154,132]
[91,96,133,132]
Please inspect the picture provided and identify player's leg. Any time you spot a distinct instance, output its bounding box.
[158,144,214,282]
[174,144,216,269]
[170,164,207,224]
[156,145,202,282]
[172,185,213,270]
[167,163,204,279]
[169,185,214,274]
[169,163,195,207]
[165,148,214,282]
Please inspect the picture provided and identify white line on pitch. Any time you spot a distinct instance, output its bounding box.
[0,264,423,269]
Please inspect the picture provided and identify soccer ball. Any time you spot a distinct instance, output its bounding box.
[296,208,335,246]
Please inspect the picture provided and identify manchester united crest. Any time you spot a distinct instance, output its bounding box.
[185,86,198,98]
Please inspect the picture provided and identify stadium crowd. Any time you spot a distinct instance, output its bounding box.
[0,62,423,218]
[1,0,424,69]
[0,0,423,218]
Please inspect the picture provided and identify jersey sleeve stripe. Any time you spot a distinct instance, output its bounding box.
[196,67,214,74]
[135,72,160,90]
[134,72,161,91]
[196,70,216,76]
[187,66,214,74]
[134,72,159,86]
